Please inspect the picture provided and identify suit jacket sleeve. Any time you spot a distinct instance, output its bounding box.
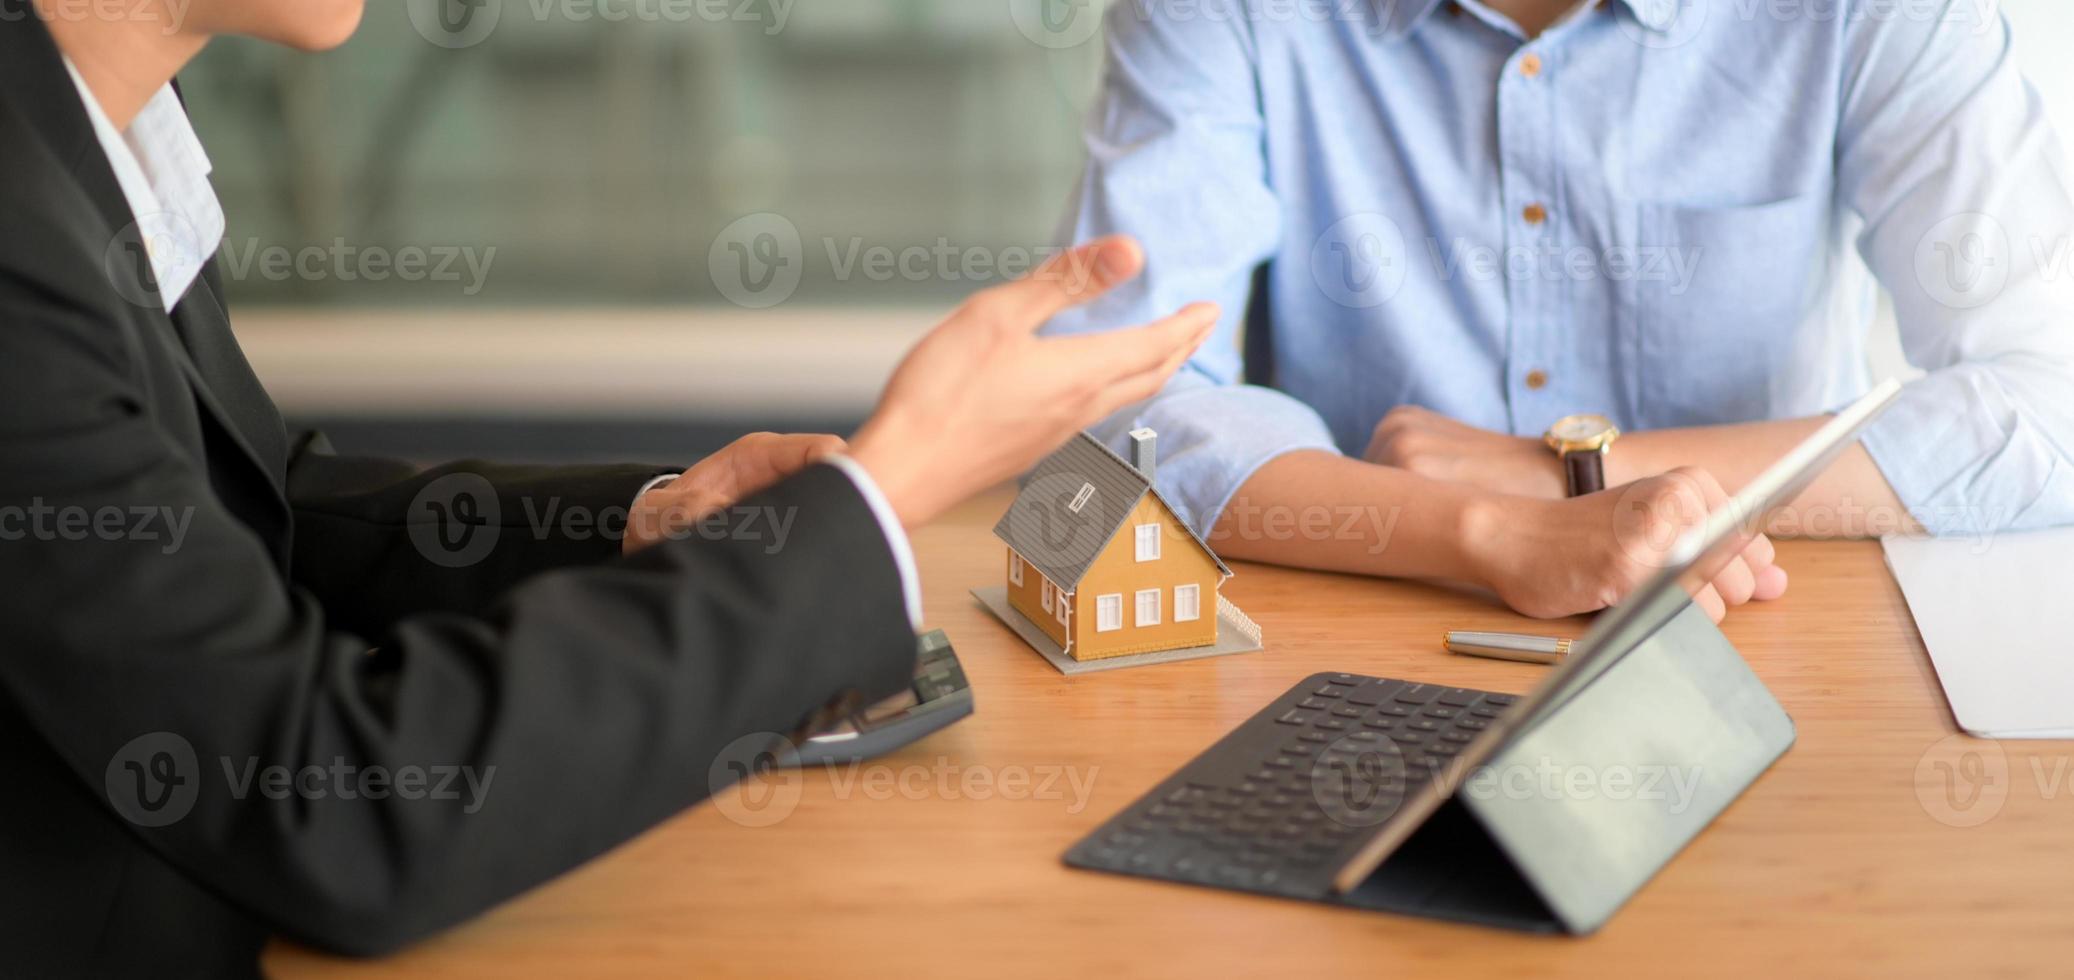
[284,432,673,637]
[0,288,919,956]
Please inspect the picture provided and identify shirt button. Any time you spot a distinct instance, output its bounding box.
[1525,369,1550,390]
[1519,53,1543,78]
[1522,203,1548,225]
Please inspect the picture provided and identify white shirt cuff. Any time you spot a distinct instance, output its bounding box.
[822,455,924,631]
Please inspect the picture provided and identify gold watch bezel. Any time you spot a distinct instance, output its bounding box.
[1544,414,1621,455]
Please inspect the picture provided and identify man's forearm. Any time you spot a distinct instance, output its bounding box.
[1208,450,1490,584]
[1609,417,1922,537]
[1209,448,1793,622]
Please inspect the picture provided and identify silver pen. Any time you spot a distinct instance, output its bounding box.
[1444,630,1573,665]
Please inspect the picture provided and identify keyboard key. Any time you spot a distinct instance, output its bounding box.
[1299,697,1333,711]
[1440,731,1473,744]
[1311,686,1344,699]
[1423,707,1457,719]
[1382,705,1413,717]
[1486,693,1517,705]
[1409,719,1441,732]
[1332,706,1363,718]
[1277,710,1311,726]
[1299,731,1329,744]
[1438,689,1480,707]
[1345,730,1381,742]
[1394,684,1440,705]
[1282,741,1318,756]
[1471,706,1503,718]
[1362,717,1395,730]
[1316,719,1348,731]
[1323,674,1360,686]
[1457,718,1487,731]
[1215,866,1259,888]
[1343,679,1393,704]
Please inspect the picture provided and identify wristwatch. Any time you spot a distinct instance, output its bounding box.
[1544,414,1621,497]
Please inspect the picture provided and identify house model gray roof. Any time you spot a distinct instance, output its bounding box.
[992,432,1231,590]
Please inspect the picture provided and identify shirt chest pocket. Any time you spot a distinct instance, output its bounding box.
[1625,193,1830,427]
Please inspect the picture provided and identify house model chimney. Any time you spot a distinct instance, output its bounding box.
[1128,428,1157,482]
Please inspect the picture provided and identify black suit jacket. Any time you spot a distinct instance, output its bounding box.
[0,14,916,977]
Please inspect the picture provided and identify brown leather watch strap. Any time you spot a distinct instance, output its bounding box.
[1563,449,1606,497]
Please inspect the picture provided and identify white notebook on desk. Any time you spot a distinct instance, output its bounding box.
[1883,528,2074,739]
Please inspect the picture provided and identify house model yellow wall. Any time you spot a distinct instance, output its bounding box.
[1005,547,1071,650]
[1006,493,1221,662]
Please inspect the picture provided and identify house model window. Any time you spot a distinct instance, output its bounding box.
[1068,483,1095,513]
[1096,594,1123,632]
[1009,554,1024,586]
[1134,524,1160,562]
[1041,583,1052,613]
[1135,589,1161,627]
[1055,589,1070,625]
[1175,583,1201,623]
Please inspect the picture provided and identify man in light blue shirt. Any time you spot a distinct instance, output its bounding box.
[1049,0,2074,619]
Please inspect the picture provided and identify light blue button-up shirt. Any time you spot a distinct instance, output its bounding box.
[1046,0,2074,537]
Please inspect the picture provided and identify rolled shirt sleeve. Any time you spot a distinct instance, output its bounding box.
[1042,0,1339,533]
[1841,3,2074,534]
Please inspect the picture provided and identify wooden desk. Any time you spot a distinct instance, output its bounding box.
[269,492,2074,978]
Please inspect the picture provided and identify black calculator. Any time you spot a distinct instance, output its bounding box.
[786,629,973,767]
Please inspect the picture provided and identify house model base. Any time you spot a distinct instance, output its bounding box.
[971,586,1263,676]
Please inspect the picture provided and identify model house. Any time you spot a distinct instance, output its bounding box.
[993,429,1234,662]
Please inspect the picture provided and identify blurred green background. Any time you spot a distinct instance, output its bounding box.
[183,0,1105,309]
